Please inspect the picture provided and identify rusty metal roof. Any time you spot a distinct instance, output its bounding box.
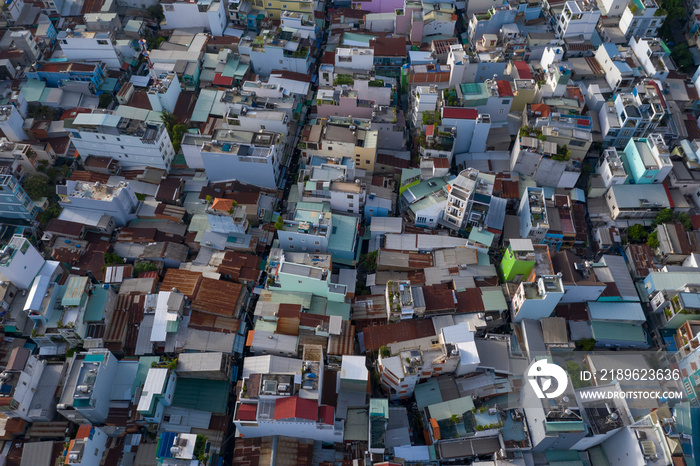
[161,269,202,298]
[192,278,243,317]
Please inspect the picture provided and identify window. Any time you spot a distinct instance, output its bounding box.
[314,241,319,245]
[499,109,505,114]
[349,203,353,207]
[347,194,353,199]
[61,39,67,44]
[289,245,295,249]
[502,99,510,104]
[328,147,332,151]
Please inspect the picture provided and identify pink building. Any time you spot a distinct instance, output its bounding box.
[316,88,375,119]
[352,0,405,14]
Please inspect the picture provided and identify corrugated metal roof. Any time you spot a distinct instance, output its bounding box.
[73,112,121,127]
[62,276,89,307]
[590,321,647,343]
[587,301,645,322]
[172,378,229,413]
[480,288,507,311]
[137,368,168,412]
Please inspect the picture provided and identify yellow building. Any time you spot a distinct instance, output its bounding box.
[354,129,378,173]
[252,0,313,19]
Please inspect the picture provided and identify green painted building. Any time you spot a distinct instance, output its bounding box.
[500,239,536,282]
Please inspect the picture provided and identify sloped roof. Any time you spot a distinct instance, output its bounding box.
[442,107,477,119]
[192,278,243,317]
[274,396,318,421]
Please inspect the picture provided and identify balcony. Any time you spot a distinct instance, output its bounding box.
[664,294,700,323]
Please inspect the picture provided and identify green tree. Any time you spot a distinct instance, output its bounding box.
[627,224,648,244]
[103,252,124,266]
[22,175,51,200]
[647,231,660,249]
[422,110,441,126]
[98,93,113,109]
[575,338,596,351]
[274,216,285,230]
[380,345,391,358]
[171,123,187,154]
[676,212,692,231]
[38,204,61,225]
[133,261,158,276]
[160,110,176,133]
[671,44,694,72]
[361,250,378,273]
[193,435,207,461]
[147,5,164,24]
[654,208,675,226]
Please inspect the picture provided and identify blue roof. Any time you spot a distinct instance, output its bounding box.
[680,292,700,309]
[157,432,178,458]
[469,228,494,247]
[590,321,647,343]
[415,379,442,410]
[613,61,633,74]
[485,196,506,230]
[602,43,619,58]
[84,287,110,322]
[587,301,645,322]
[329,214,358,253]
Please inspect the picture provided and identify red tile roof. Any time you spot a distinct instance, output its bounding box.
[425,125,434,137]
[433,158,449,169]
[75,425,92,440]
[513,61,532,79]
[211,198,235,212]
[274,397,318,421]
[237,403,257,421]
[318,405,334,425]
[497,80,514,97]
[370,36,407,57]
[530,103,551,118]
[213,73,234,87]
[60,108,92,121]
[363,319,436,351]
[442,107,477,120]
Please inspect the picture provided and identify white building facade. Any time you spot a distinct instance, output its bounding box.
[68,112,175,170]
